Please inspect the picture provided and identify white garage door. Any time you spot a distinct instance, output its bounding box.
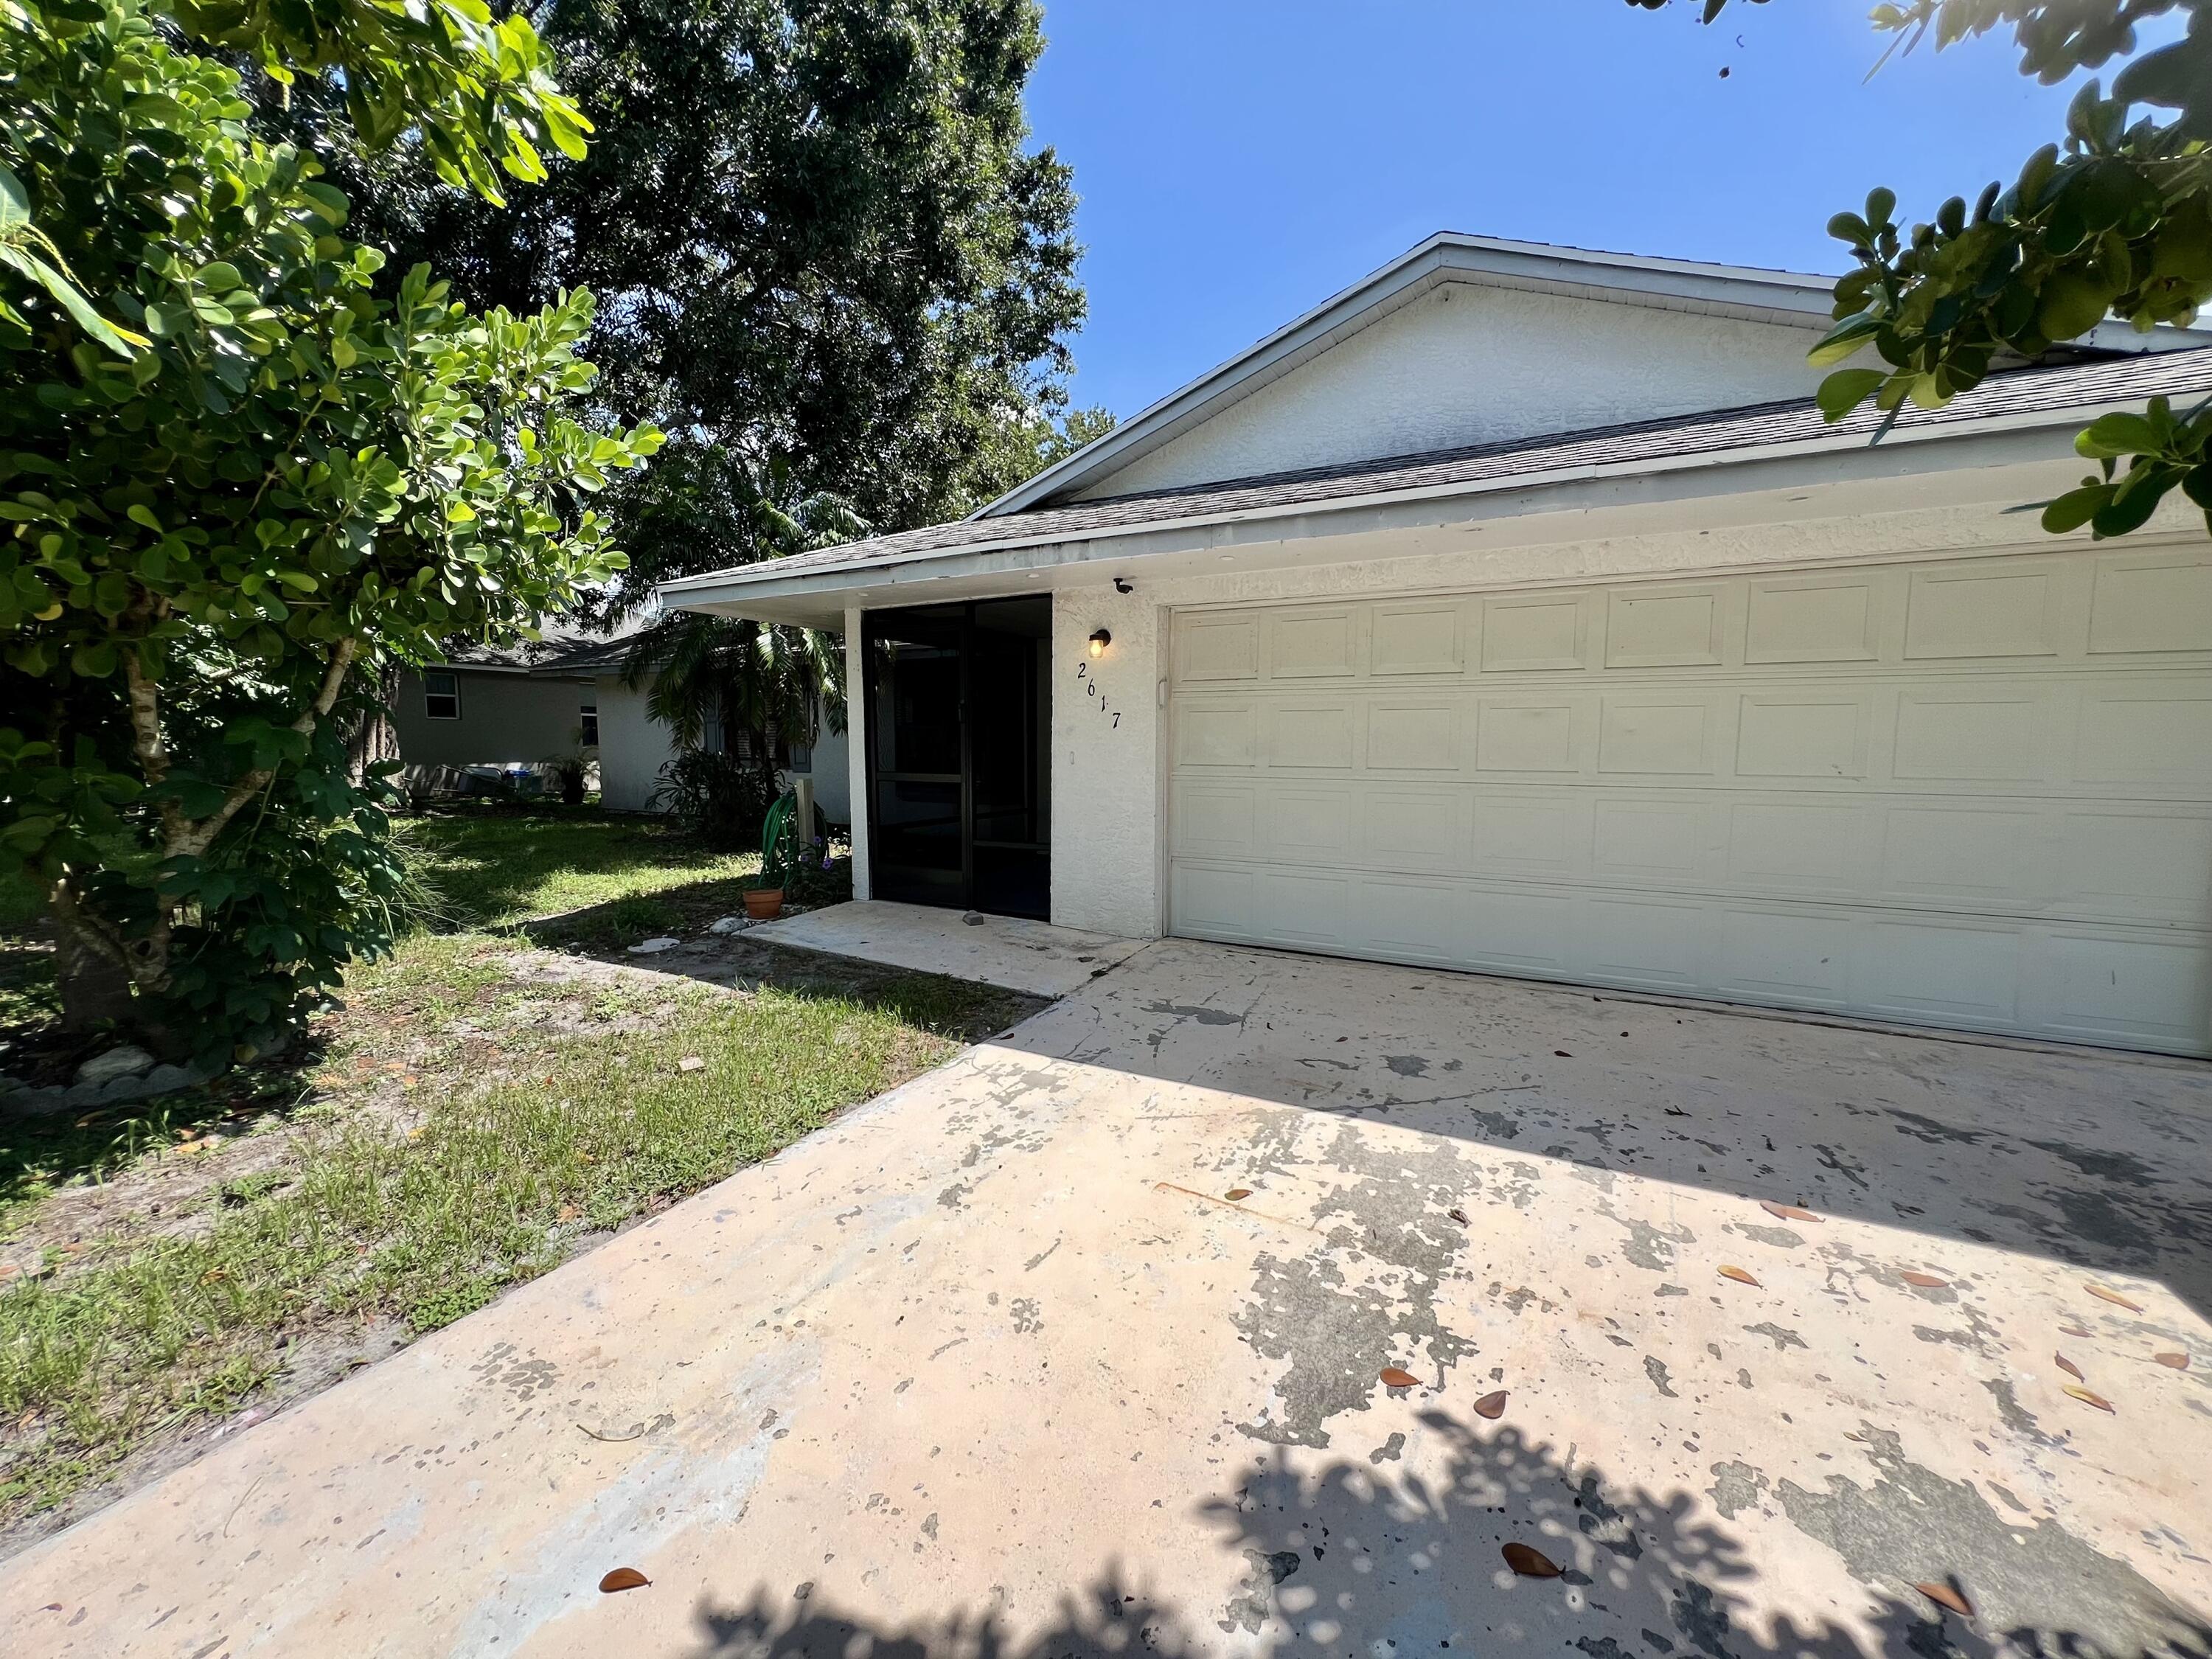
[1166,546,2212,1054]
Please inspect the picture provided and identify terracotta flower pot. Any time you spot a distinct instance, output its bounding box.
[742,886,785,921]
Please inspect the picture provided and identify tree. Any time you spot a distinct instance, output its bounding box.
[284,0,1091,596]
[0,0,658,1059]
[622,461,860,797]
[1634,0,2212,537]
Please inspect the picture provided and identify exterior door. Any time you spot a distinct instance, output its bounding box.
[865,598,1051,918]
[1166,546,2212,1054]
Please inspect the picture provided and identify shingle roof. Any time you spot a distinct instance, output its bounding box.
[666,349,2212,594]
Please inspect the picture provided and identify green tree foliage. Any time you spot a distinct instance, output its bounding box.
[625,461,860,794]
[305,0,1093,573]
[0,0,658,1057]
[1635,0,2212,536]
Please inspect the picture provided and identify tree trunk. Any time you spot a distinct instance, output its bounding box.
[347,660,403,788]
[50,887,136,1035]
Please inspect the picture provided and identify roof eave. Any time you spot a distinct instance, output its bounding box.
[661,399,2105,621]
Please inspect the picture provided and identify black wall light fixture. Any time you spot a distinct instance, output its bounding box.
[1088,628,1112,658]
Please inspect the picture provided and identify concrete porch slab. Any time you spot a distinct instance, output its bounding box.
[743,899,1150,997]
[5,941,2211,1658]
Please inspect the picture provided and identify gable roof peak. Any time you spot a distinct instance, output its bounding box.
[978,232,1848,518]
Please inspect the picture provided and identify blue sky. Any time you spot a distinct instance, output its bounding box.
[1025,1,2143,418]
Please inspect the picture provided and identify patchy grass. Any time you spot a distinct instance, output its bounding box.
[403,804,765,931]
[0,808,1034,1545]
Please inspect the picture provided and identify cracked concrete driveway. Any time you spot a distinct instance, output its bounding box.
[5,940,2212,1658]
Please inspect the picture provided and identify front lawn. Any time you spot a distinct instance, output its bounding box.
[0,808,1031,1548]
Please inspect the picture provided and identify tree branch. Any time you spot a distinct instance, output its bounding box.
[172,637,360,861]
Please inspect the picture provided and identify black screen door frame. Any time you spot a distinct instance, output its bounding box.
[863,599,1049,918]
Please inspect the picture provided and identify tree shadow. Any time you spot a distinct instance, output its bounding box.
[688,1408,2212,1659]
[975,939,2212,1326]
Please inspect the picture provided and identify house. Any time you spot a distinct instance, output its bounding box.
[659,232,2212,1055]
[394,633,850,821]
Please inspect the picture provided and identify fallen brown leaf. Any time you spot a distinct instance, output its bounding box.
[1224,1188,1252,1201]
[1501,1542,1562,1578]
[1474,1390,1508,1419]
[2059,1323,2093,1339]
[599,1568,651,1593]
[1447,1207,1470,1225]
[2055,1353,2084,1382]
[2062,1383,2115,1414]
[1759,1201,1822,1222]
[2085,1283,2144,1314]
[1553,1049,1572,1057]
[1718,1265,1760,1287]
[1900,1271,1949,1290]
[1913,1582,1973,1618]
[1379,1366,1420,1390]
[2154,1352,2191,1371]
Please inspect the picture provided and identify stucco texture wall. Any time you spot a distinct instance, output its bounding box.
[392,669,594,771]
[1049,587,1164,938]
[591,676,673,812]
[1073,283,1825,500]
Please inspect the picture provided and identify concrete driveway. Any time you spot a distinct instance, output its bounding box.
[5,939,2211,1658]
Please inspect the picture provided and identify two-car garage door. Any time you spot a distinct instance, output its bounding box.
[1166,546,2212,1054]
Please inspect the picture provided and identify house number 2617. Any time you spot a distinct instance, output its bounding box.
[1074,661,1120,728]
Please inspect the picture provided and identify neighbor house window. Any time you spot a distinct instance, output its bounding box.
[579,694,599,747]
[424,671,461,720]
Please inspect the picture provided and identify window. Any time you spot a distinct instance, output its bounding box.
[579,694,599,747]
[424,671,461,720]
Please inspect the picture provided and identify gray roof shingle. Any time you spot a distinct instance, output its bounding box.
[668,349,2212,591]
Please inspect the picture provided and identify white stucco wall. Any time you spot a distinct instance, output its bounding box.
[1071,283,1826,501]
[591,676,673,812]
[1049,588,1165,938]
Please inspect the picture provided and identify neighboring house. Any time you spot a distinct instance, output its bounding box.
[394,633,849,821]
[661,232,2212,1055]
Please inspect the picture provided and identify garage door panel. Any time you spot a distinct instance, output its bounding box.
[1366,701,1461,771]
[1877,806,2038,907]
[2056,811,2212,919]
[1265,788,1356,863]
[1857,921,2023,1024]
[2088,551,2212,655]
[1605,588,1725,669]
[1267,609,1356,678]
[1599,698,1715,775]
[2027,931,2212,1047]
[1263,702,1354,769]
[1905,563,2062,660]
[1170,549,2212,1054]
[2074,686,2212,785]
[1368,789,1469,870]
[1471,795,1585,876]
[1593,798,1711,883]
[1582,895,1713,990]
[1371,602,1466,675]
[1892,689,2048,783]
[1745,575,1881,664]
[1476,699,1580,772]
[1172,784,1257,859]
[1712,908,1857,1004]
[1735,693,1869,779]
[1726,801,1869,893]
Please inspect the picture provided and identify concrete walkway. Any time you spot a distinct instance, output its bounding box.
[745,900,1150,997]
[5,941,2211,1658]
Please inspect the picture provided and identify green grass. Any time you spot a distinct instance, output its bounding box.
[0,808,1028,1531]
[401,804,764,930]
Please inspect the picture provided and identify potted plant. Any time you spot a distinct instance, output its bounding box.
[543,751,588,807]
[740,872,784,921]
